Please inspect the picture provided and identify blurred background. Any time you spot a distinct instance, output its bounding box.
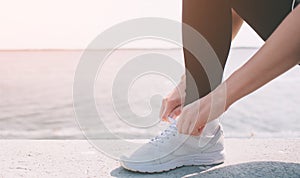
[0,0,299,139]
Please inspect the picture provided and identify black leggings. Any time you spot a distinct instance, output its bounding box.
[183,0,294,104]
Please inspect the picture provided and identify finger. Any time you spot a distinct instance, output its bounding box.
[187,115,198,135]
[160,99,171,122]
[188,111,204,136]
[169,106,180,119]
[174,107,182,116]
[170,106,182,118]
[194,113,207,130]
[191,131,201,136]
[161,102,180,121]
[191,126,205,136]
[198,126,205,135]
[176,115,184,133]
[181,119,191,135]
[159,99,166,119]
[169,107,181,119]
[189,121,197,135]
[169,113,175,119]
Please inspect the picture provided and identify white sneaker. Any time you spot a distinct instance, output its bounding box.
[120,120,225,173]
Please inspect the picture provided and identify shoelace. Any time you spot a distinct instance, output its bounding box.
[149,118,177,145]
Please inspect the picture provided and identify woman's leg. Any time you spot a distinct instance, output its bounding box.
[183,0,293,107]
[182,0,233,135]
[180,0,294,135]
[160,1,244,121]
[231,0,293,41]
[183,0,232,105]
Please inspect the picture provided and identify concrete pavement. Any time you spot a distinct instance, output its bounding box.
[1,139,299,177]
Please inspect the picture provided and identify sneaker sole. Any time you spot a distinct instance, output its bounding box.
[120,150,225,173]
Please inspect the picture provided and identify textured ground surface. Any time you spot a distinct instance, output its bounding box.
[1,139,300,177]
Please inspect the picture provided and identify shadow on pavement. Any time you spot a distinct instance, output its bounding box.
[110,161,300,178]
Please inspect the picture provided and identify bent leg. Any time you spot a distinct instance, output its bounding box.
[231,0,293,41]
[183,0,232,104]
[182,0,232,135]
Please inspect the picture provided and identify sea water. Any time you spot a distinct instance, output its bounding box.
[0,48,299,139]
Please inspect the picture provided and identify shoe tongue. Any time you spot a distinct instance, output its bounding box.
[167,117,176,123]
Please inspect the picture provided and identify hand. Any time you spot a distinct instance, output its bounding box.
[160,75,186,121]
[177,86,228,136]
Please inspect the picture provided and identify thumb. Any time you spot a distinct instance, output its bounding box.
[159,99,166,119]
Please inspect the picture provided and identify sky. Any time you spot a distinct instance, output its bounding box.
[0,0,264,50]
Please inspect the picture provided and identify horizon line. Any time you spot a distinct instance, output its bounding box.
[0,46,260,52]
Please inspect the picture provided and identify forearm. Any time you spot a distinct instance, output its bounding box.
[226,7,300,107]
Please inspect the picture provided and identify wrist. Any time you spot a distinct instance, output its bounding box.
[212,82,235,111]
[224,79,240,110]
